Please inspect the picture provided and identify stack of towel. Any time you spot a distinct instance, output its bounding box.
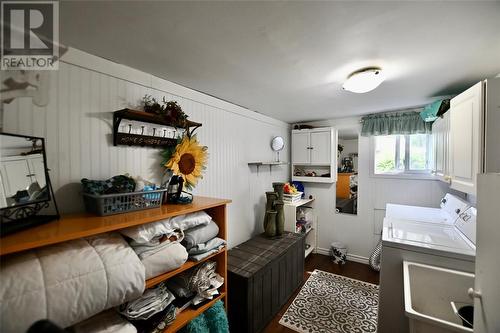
[182,221,226,262]
[167,261,224,306]
[119,283,177,333]
[120,211,226,278]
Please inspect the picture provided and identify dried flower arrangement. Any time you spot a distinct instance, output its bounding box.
[141,95,188,127]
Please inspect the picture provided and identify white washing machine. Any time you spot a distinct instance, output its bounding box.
[378,194,476,333]
[385,193,470,225]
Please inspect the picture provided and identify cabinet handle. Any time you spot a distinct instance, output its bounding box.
[26,174,35,177]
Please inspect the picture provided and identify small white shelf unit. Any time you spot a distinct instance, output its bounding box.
[283,197,317,258]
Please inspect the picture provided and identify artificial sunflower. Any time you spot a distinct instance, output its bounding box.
[163,135,208,190]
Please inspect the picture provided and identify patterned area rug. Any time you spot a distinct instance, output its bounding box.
[279,270,379,333]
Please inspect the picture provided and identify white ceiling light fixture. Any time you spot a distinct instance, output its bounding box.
[342,68,385,93]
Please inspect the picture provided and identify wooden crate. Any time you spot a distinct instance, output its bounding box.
[228,232,305,333]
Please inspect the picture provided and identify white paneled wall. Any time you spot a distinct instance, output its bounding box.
[1,48,290,248]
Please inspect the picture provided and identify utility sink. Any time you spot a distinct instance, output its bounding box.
[403,261,475,333]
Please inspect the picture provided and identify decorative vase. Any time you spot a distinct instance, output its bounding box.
[264,191,278,230]
[275,200,285,237]
[264,210,277,238]
[272,182,285,201]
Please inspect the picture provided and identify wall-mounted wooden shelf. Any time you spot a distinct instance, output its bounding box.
[112,108,202,148]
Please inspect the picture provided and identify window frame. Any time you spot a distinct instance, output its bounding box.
[369,134,437,180]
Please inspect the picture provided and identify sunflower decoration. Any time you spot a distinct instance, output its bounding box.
[162,135,208,190]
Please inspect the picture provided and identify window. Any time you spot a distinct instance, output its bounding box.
[373,134,432,175]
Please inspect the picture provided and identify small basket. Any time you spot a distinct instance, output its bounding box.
[82,189,167,216]
[283,192,303,203]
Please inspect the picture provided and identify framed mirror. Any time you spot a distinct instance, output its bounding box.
[336,129,359,215]
[0,133,50,209]
[271,136,284,162]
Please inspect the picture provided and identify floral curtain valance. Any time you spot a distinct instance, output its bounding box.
[361,111,432,136]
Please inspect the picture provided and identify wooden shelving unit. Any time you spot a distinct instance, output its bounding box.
[0,196,231,332]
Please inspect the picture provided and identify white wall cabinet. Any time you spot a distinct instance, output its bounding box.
[292,128,337,183]
[449,82,483,195]
[432,112,451,183]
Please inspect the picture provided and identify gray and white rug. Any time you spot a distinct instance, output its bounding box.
[279,270,379,333]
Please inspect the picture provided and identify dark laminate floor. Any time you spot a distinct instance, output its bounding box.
[262,253,380,333]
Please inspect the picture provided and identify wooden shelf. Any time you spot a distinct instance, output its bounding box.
[0,196,231,256]
[145,248,226,289]
[165,293,226,333]
[114,108,202,129]
[113,108,202,148]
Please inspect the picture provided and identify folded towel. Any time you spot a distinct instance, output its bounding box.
[72,310,137,333]
[188,238,226,256]
[182,221,219,250]
[168,261,224,304]
[120,211,212,244]
[130,229,184,259]
[188,238,226,262]
[142,242,188,280]
[130,304,176,333]
[119,283,175,320]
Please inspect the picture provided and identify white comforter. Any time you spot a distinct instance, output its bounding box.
[0,232,145,333]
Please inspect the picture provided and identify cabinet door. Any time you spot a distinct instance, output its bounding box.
[433,112,450,181]
[0,159,32,196]
[310,130,332,165]
[292,131,310,164]
[449,82,483,195]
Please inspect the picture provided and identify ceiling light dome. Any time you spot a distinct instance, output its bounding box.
[342,68,384,93]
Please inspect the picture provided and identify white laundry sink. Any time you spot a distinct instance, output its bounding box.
[403,261,475,333]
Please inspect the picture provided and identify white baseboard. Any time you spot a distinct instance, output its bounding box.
[316,247,369,265]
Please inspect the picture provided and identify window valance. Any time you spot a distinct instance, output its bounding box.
[361,111,432,136]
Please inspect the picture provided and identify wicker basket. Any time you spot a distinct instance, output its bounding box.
[82,189,167,216]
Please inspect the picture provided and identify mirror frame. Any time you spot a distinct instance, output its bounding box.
[271,136,285,152]
[0,132,51,210]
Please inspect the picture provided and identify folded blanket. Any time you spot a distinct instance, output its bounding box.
[72,310,137,333]
[142,242,188,279]
[130,304,177,333]
[169,261,224,304]
[130,229,184,259]
[188,238,226,262]
[182,221,219,250]
[188,237,226,255]
[0,233,145,333]
[121,211,212,244]
[119,283,175,320]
